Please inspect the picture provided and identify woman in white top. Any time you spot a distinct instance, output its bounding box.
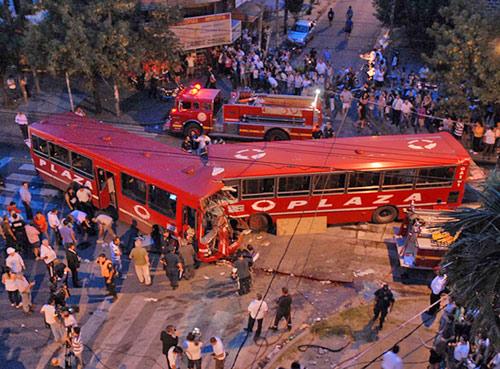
[184,332,202,369]
[2,268,22,308]
[16,274,34,313]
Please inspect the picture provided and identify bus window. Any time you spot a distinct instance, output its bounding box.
[382,169,415,190]
[148,184,177,218]
[71,152,94,178]
[121,173,147,204]
[242,178,275,199]
[347,172,381,193]
[183,206,196,230]
[312,173,346,194]
[31,134,49,157]
[278,175,311,197]
[48,143,70,167]
[416,167,455,188]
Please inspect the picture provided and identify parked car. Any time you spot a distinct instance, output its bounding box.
[287,19,316,46]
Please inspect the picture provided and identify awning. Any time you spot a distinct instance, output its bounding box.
[232,1,264,23]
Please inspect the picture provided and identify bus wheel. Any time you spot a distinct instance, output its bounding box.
[248,213,270,232]
[372,206,398,224]
[264,129,290,141]
[183,122,203,137]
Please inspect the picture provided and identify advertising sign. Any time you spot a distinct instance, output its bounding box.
[171,13,232,50]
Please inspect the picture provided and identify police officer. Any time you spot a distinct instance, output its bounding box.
[328,7,335,26]
[233,253,251,295]
[372,283,395,329]
[270,287,292,331]
[162,248,182,290]
[96,253,117,301]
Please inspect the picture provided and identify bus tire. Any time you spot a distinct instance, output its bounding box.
[372,206,398,224]
[248,213,270,232]
[264,129,290,141]
[183,122,203,137]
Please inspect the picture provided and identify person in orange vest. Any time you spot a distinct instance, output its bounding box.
[96,253,117,302]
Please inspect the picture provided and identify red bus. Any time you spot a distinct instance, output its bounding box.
[204,133,471,231]
[28,113,241,262]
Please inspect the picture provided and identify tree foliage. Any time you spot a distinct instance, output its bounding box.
[372,0,449,48]
[285,0,304,14]
[424,0,500,117]
[442,173,500,349]
[22,0,182,113]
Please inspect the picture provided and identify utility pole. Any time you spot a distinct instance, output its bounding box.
[274,0,280,49]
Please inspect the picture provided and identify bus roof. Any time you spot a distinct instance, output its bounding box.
[30,113,223,202]
[207,133,471,179]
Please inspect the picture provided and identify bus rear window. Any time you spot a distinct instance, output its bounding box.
[148,185,177,219]
[416,167,455,188]
[347,172,381,192]
[121,173,146,204]
[32,134,49,157]
[71,152,94,179]
[48,143,70,167]
[242,178,275,199]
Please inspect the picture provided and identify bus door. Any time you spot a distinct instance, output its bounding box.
[96,168,117,210]
[182,205,197,246]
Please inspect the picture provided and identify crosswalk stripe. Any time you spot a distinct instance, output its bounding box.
[6,172,44,183]
[2,182,61,197]
[19,163,36,171]
[0,157,13,169]
[86,296,148,368]
[104,301,173,369]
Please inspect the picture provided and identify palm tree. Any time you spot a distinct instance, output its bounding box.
[442,172,500,348]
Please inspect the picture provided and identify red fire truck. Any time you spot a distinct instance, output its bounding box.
[165,84,323,141]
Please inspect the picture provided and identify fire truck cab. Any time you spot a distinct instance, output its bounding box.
[165,85,323,141]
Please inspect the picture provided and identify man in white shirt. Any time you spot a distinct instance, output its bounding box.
[6,247,25,273]
[246,293,268,338]
[428,272,447,315]
[340,88,353,116]
[19,182,33,220]
[167,346,183,369]
[453,336,470,363]
[382,345,403,369]
[186,53,196,78]
[210,336,226,369]
[391,95,403,126]
[41,299,65,343]
[316,59,327,76]
[40,239,57,277]
[15,111,29,140]
[93,213,116,243]
[47,209,61,247]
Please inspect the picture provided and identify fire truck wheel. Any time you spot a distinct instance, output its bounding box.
[183,122,203,137]
[372,206,398,224]
[248,213,270,232]
[264,129,290,141]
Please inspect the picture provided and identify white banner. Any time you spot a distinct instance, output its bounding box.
[171,13,232,50]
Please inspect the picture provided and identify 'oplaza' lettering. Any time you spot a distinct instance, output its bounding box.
[251,200,276,212]
[404,193,422,202]
[344,197,362,206]
[318,199,333,208]
[373,194,394,204]
[287,200,308,209]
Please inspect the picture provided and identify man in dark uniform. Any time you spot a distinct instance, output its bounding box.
[65,243,81,287]
[270,287,292,331]
[162,248,182,290]
[234,253,251,295]
[372,283,395,329]
[160,325,179,369]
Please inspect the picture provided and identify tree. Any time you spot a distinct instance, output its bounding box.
[23,0,181,115]
[441,173,500,348]
[284,0,304,34]
[425,0,500,117]
[372,0,449,48]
